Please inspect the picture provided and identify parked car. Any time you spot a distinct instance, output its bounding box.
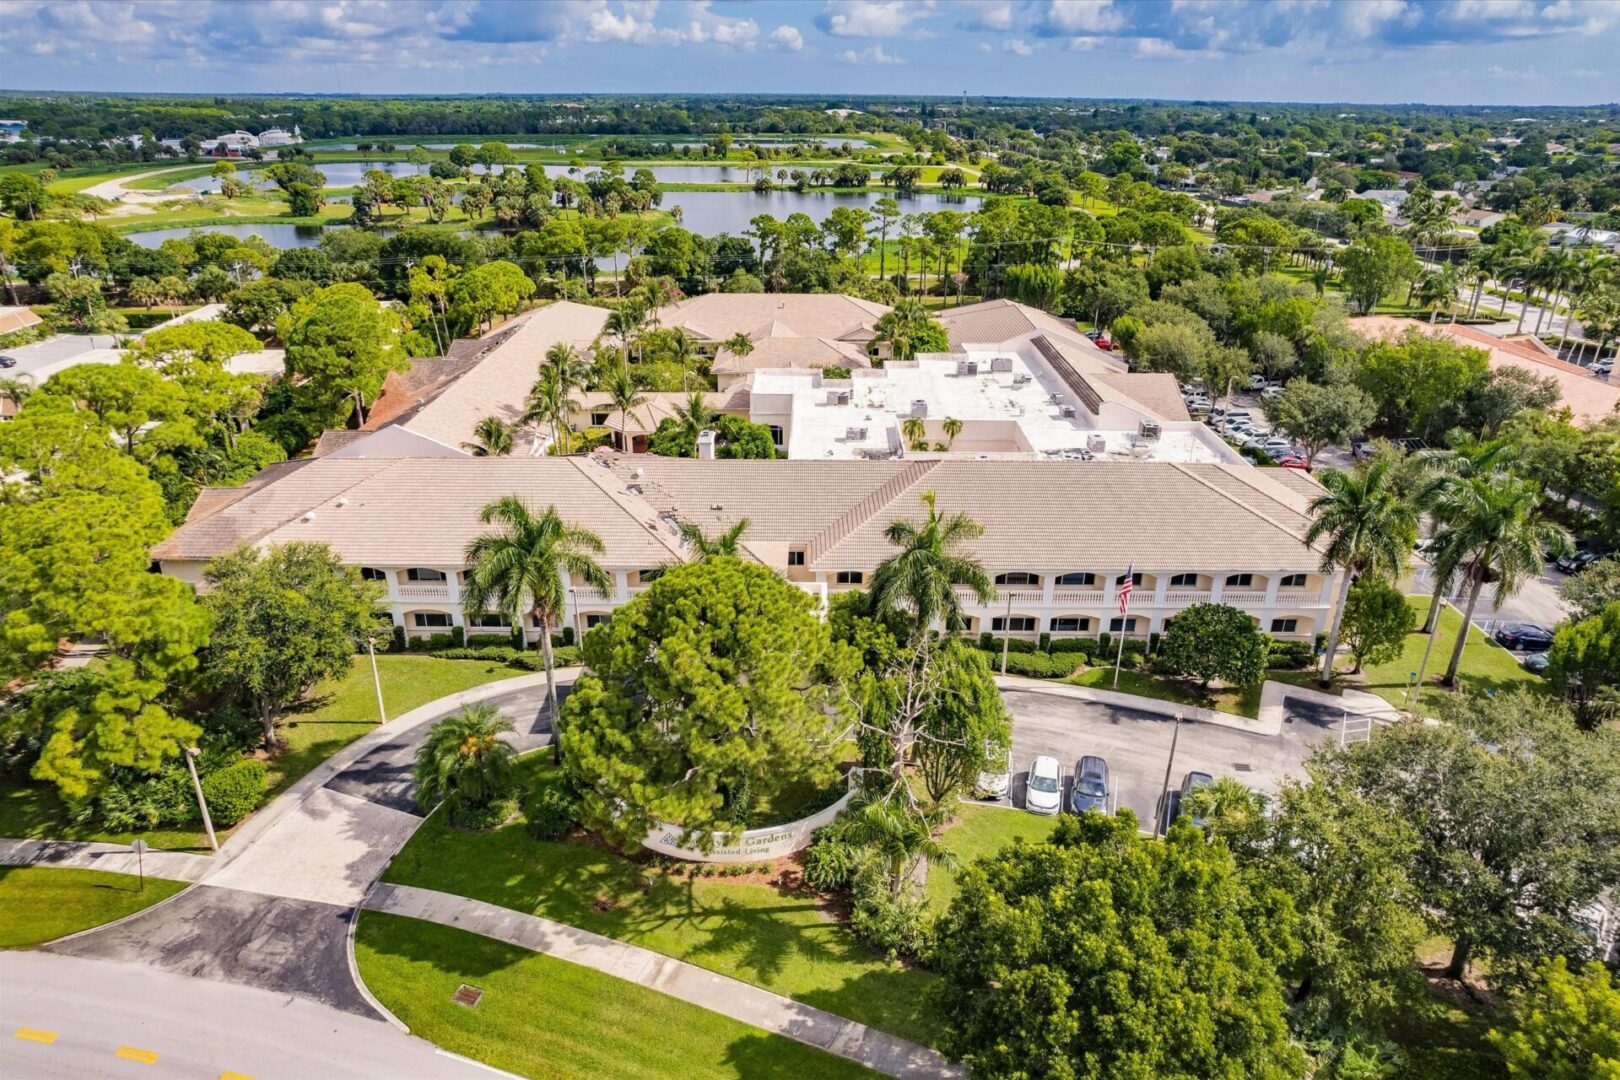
[1220,408,1253,427]
[1184,397,1213,415]
[1260,385,1283,400]
[1160,770,1214,831]
[1026,755,1063,816]
[1494,623,1556,651]
[1593,358,1613,377]
[975,748,1014,800]
[1258,438,1293,458]
[1523,652,1550,673]
[1276,457,1312,471]
[1556,549,1606,574]
[1248,373,1270,391]
[1093,335,1114,351]
[1069,755,1111,815]
[0,355,16,369]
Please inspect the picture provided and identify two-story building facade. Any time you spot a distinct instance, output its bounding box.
[155,452,1338,646]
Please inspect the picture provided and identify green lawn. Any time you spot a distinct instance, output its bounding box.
[1343,599,1542,715]
[382,756,938,1046]
[1065,665,1276,719]
[0,655,520,850]
[923,804,1056,914]
[0,867,187,948]
[356,913,877,1080]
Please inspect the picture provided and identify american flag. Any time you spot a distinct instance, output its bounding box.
[1116,564,1134,615]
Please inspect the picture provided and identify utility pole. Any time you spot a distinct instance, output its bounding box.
[1152,712,1184,839]
[365,632,387,725]
[999,592,1013,675]
[182,747,219,853]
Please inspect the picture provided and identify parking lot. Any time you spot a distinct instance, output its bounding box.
[993,685,1344,829]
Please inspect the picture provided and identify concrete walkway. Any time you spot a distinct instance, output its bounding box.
[0,838,212,882]
[996,674,1281,735]
[366,882,960,1080]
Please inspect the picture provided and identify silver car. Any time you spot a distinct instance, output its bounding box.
[975,748,1014,800]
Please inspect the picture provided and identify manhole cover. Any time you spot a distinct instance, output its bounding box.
[452,984,485,1008]
[1233,763,1253,772]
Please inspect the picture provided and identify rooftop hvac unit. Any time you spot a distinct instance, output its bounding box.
[1138,421,1162,440]
[1012,373,1032,386]
[845,426,868,441]
[1087,434,1107,454]
[696,429,718,460]
[990,356,1014,373]
[1059,404,1077,418]
[911,399,928,418]
[956,359,979,376]
[827,389,851,405]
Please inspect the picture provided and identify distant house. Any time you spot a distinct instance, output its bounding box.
[1456,208,1506,230]
[257,126,302,147]
[0,119,26,143]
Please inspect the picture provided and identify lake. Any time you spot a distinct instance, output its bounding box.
[124,189,979,253]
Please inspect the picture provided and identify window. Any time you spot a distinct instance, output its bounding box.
[359,567,387,582]
[1114,572,1143,586]
[787,550,806,567]
[406,568,446,582]
[1279,573,1308,588]
[992,616,1037,633]
[1270,618,1300,634]
[590,412,611,426]
[1109,616,1140,633]
[584,614,610,629]
[1050,617,1092,632]
[1224,573,1254,588]
[1056,572,1097,586]
[637,567,664,584]
[1169,573,1199,588]
[995,572,1040,586]
[411,612,453,628]
[835,570,863,585]
[467,612,510,628]
[768,425,785,446]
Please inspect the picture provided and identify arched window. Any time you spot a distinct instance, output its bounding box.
[995,572,1040,586]
[1055,572,1097,586]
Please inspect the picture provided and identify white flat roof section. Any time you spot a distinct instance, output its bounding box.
[750,342,1240,465]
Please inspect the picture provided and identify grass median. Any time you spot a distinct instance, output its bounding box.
[0,867,187,948]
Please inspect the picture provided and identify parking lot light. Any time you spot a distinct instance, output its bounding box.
[1152,712,1184,839]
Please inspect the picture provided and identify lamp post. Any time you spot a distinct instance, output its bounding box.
[182,747,219,853]
[1152,712,1184,840]
[999,592,1013,676]
[363,629,387,725]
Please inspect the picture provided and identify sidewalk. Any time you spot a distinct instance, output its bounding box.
[995,674,1282,735]
[365,882,962,1080]
[0,838,212,882]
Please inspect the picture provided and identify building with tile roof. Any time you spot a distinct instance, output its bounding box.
[156,453,1338,646]
[1352,316,1618,427]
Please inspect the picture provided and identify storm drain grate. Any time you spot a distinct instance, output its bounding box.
[452,984,485,1008]
[1233,763,1253,772]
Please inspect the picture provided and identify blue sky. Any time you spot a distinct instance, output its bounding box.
[2,0,1616,105]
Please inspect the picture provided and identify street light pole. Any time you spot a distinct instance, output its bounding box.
[365,633,387,725]
[999,592,1013,676]
[183,747,219,853]
[1152,712,1184,839]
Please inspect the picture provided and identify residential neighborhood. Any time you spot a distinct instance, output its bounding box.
[2,3,1619,1080]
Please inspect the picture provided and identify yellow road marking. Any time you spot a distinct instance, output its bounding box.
[220,1073,255,1080]
[116,1046,160,1064]
[13,1028,59,1044]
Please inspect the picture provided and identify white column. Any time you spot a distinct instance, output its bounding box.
[1208,573,1224,604]
[614,570,631,601]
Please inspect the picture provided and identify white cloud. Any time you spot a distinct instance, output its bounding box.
[819,1,934,38]
[1038,0,1124,34]
[1005,38,1035,55]
[769,24,804,51]
[956,1,1014,31]
[836,43,905,64]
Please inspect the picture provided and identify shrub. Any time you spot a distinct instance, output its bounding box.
[450,626,465,647]
[1048,637,1098,655]
[1266,638,1315,670]
[849,860,929,960]
[525,786,582,841]
[452,795,518,830]
[200,758,268,827]
[561,626,576,647]
[1098,631,1112,654]
[1038,632,1051,652]
[968,648,1080,679]
[802,831,863,890]
[980,636,1038,655]
[391,624,407,652]
[465,633,510,647]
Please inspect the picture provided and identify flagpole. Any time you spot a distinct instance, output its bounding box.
[1112,565,1131,689]
[1112,620,1128,688]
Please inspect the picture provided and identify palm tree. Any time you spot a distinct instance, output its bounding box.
[941,417,963,451]
[1414,265,1459,324]
[666,327,697,390]
[463,415,514,456]
[1427,473,1571,687]
[1304,461,1420,686]
[605,303,646,370]
[524,366,581,455]
[544,341,590,393]
[605,368,647,453]
[1532,248,1580,337]
[462,497,610,762]
[875,298,933,362]
[413,703,518,821]
[838,798,955,898]
[901,415,927,452]
[869,491,995,639]
[1413,438,1516,634]
[720,331,755,367]
[672,390,715,452]
[677,518,751,561]
[0,375,34,414]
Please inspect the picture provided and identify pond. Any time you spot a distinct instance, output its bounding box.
[124,190,980,253]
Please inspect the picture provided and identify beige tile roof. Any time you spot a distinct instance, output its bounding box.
[400,301,609,448]
[0,306,44,335]
[1352,316,1619,427]
[712,335,872,374]
[656,293,890,343]
[161,454,1326,575]
[1092,372,1193,422]
[156,457,684,568]
[936,299,1098,352]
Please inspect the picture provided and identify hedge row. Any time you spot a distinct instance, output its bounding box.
[431,644,584,669]
[967,648,1084,679]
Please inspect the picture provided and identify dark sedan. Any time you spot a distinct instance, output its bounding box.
[1556,550,1605,574]
[1494,623,1556,651]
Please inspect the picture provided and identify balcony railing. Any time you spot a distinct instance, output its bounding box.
[1162,589,1211,604]
[397,583,451,601]
[959,587,1044,606]
[1219,590,1268,606]
[570,587,613,603]
[1051,588,1104,603]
